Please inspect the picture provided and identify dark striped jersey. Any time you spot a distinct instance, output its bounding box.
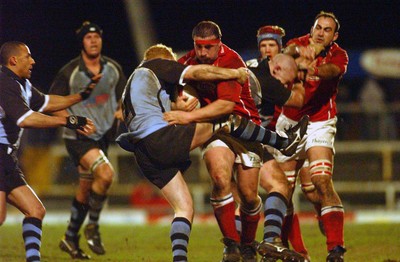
[0,66,48,147]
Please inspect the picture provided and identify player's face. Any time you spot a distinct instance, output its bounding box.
[259,39,280,59]
[82,32,102,58]
[15,45,35,79]
[310,17,338,47]
[193,36,221,64]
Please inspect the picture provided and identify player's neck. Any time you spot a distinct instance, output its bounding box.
[82,52,101,74]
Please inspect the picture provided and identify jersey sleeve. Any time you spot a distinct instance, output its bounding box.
[0,83,34,125]
[330,47,349,75]
[29,85,48,112]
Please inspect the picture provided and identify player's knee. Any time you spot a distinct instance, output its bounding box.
[239,191,259,208]
[175,201,194,219]
[211,173,231,193]
[96,166,114,184]
[29,203,46,220]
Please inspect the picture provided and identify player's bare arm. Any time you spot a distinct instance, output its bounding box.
[285,82,305,108]
[184,65,249,84]
[164,99,234,125]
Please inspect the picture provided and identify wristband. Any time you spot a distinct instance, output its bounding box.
[65,115,87,130]
[79,80,96,100]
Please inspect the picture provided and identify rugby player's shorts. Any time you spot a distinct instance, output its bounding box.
[0,144,27,194]
[272,114,337,163]
[65,136,109,166]
[133,123,196,189]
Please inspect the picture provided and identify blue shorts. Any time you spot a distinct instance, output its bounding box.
[0,144,27,194]
[65,136,109,166]
[133,123,196,189]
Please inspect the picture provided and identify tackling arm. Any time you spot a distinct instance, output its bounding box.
[184,65,248,84]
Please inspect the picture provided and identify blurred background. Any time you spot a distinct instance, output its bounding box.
[1,0,400,218]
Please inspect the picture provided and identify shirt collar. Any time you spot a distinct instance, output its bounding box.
[78,55,106,77]
[1,66,26,86]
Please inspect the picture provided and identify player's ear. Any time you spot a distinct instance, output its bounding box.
[9,56,17,66]
[333,32,339,42]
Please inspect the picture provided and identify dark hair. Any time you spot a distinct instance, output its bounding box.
[315,11,340,32]
[192,21,222,40]
[0,41,25,65]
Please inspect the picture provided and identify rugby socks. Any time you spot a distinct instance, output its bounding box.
[210,194,240,243]
[23,217,42,262]
[263,192,287,242]
[170,217,191,262]
[228,115,288,149]
[240,199,262,245]
[65,198,89,239]
[281,206,292,248]
[88,190,107,225]
[288,213,308,255]
[321,206,345,251]
[234,214,242,236]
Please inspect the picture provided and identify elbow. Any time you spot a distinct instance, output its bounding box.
[18,121,30,128]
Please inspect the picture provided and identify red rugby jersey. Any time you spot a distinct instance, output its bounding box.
[282,34,349,122]
[179,44,261,124]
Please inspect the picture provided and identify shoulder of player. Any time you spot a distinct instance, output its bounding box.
[102,55,124,70]
[286,34,309,47]
[329,42,347,54]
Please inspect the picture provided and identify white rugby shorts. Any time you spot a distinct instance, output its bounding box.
[273,114,337,163]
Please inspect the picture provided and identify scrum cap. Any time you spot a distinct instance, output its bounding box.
[76,21,103,41]
[257,25,285,48]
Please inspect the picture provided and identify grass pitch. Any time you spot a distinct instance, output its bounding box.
[1,222,400,261]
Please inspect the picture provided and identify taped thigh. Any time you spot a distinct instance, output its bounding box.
[309,159,333,179]
[79,170,94,181]
[284,170,297,189]
[90,151,110,173]
[301,182,316,193]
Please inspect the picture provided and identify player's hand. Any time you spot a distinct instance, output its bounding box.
[298,45,316,61]
[296,57,313,81]
[114,108,124,121]
[76,118,96,136]
[306,59,319,77]
[173,92,199,112]
[237,67,249,85]
[163,111,192,125]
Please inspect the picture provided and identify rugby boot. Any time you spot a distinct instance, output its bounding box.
[240,241,258,262]
[257,237,305,262]
[220,238,241,262]
[59,234,91,259]
[84,223,106,255]
[326,246,346,262]
[280,115,309,156]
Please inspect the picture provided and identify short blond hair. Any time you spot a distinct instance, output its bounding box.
[143,44,176,61]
